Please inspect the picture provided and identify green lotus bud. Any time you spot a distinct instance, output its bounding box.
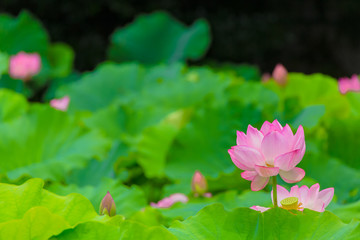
[99,191,116,217]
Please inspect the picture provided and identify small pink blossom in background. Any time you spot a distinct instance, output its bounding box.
[338,74,360,94]
[50,96,70,111]
[272,63,288,86]
[9,52,41,81]
[261,73,271,83]
[150,193,188,208]
[250,205,270,212]
[191,171,212,198]
[203,192,212,198]
[228,120,306,191]
[251,183,334,212]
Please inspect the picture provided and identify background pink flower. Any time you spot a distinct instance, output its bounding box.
[150,193,188,208]
[250,205,270,212]
[261,73,271,83]
[338,74,360,94]
[228,120,306,191]
[272,63,288,86]
[9,52,41,81]
[50,96,70,111]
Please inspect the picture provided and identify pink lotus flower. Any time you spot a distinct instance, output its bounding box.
[272,63,288,86]
[150,193,188,208]
[191,171,212,198]
[251,183,334,212]
[228,120,306,191]
[9,52,41,81]
[338,74,360,94]
[50,96,70,111]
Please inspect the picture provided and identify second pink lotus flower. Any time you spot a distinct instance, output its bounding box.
[251,183,334,212]
[228,120,306,191]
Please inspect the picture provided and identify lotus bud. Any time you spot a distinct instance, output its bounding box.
[99,191,116,217]
[191,171,208,197]
[272,63,288,86]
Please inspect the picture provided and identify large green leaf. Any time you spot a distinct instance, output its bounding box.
[0,178,98,224]
[169,203,360,239]
[0,89,28,122]
[0,178,122,239]
[0,207,70,240]
[55,220,176,240]
[67,63,232,178]
[59,63,175,112]
[108,11,210,64]
[291,104,326,129]
[0,91,111,180]
[0,11,49,55]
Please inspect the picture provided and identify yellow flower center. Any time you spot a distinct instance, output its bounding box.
[280,197,301,210]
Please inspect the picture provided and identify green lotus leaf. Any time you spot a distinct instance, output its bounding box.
[0,89,28,122]
[0,207,70,240]
[108,11,210,64]
[0,90,111,180]
[0,178,100,224]
[169,203,360,239]
[290,104,326,129]
[55,220,176,240]
[0,11,49,55]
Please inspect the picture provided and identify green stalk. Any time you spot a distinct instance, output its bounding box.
[272,176,278,208]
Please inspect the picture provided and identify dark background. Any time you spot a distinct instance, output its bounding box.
[1,0,360,77]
